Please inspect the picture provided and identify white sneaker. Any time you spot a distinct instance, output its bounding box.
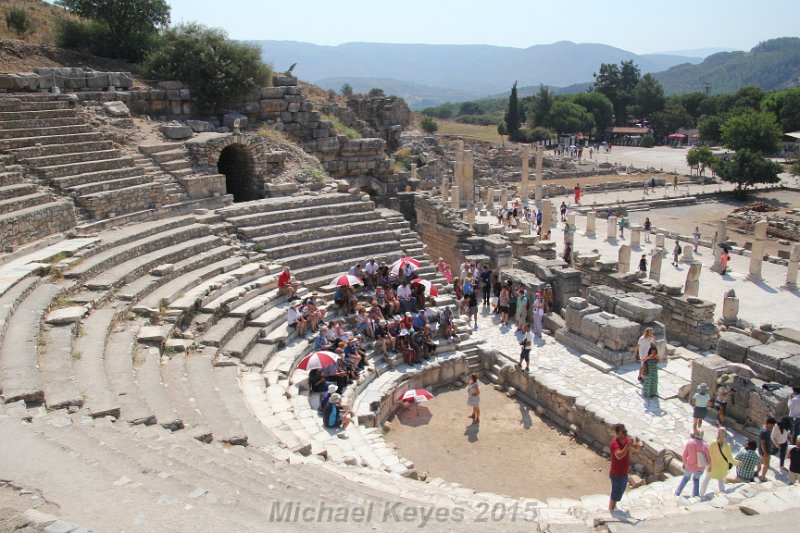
[337,432,349,439]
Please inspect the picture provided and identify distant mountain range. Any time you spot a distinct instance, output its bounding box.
[254,38,800,108]
[254,40,704,108]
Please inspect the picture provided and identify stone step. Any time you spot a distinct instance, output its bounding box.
[218,327,261,359]
[11,140,115,160]
[0,182,37,200]
[0,200,76,248]
[185,349,248,445]
[0,116,85,130]
[266,229,399,262]
[39,324,84,410]
[241,210,378,240]
[36,155,135,179]
[72,307,121,418]
[298,251,406,290]
[201,316,245,347]
[149,148,187,164]
[283,238,402,273]
[168,264,267,312]
[79,215,196,257]
[0,108,76,121]
[0,283,61,403]
[138,142,185,155]
[4,100,72,111]
[227,287,285,320]
[0,124,92,140]
[104,328,157,425]
[0,171,23,187]
[160,352,213,442]
[22,148,123,168]
[67,222,210,280]
[214,366,276,447]
[0,131,104,151]
[263,337,309,376]
[161,159,192,172]
[256,219,390,252]
[84,234,222,291]
[0,192,52,215]
[51,165,145,190]
[77,182,166,220]
[224,200,372,228]
[0,276,39,344]
[242,343,276,369]
[218,193,356,219]
[66,173,154,196]
[134,346,183,431]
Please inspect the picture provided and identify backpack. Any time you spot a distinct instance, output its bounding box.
[463,281,473,295]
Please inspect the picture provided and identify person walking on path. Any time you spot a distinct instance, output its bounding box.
[692,383,711,433]
[574,183,581,204]
[497,286,511,326]
[643,217,652,243]
[515,288,528,330]
[618,217,625,238]
[638,254,647,274]
[467,289,479,330]
[692,226,701,252]
[675,430,711,497]
[772,417,791,470]
[608,423,641,512]
[720,249,730,275]
[466,373,480,424]
[701,427,739,496]
[641,345,660,398]
[758,417,777,481]
[635,327,656,376]
[518,323,534,371]
[672,240,681,267]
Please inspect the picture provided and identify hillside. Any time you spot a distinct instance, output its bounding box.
[654,37,800,94]
[254,40,702,104]
[0,0,78,45]
[315,76,479,109]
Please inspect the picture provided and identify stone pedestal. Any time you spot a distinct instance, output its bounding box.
[466,202,476,226]
[520,145,530,199]
[711,220,728,272]
[585,212,596,236]
[722,289,739,325]
[410,163,417,180]
[607,216,617,241]
[541,200,553,231]
[655,232,665,248]
[681,244,694,263]
[748,219,767,280]
[684,262,702,296]
[463,150,474,205]
[786,243,800,287]
[500,188,509,207]
[649,248,663,282]
[535,146,544,207]
[629,225,642,248]
[618,245,631,274]
[486,188,494,210]
[566,213,575,226]
[440,177,449,200]
[519,221,530,235]
[450,186,460,210]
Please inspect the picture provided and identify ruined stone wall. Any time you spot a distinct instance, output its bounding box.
[727,212,800,243]
[344,94,411,151]
[415,195,471,270]
[571,264,719,350]
[0,69,133,92]
[0,200,75,251]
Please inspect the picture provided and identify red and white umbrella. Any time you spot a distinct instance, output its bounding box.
[328,273,363,287]
[390,257,421,275]
[297,351,339,371]
[411,278,439,296]
[398,389,433,402]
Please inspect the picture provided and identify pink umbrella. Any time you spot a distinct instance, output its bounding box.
[328,273,363,287]
[390,257,421,275]
[668,133,687,139]
[297,351,339,371]
[411,278,439,296]
[398,389,433,402]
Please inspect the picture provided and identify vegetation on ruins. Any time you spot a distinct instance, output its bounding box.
[321,114,361,139]
[4,6,32,39]
[420,116,438,135]
[340,83,353,97]
[142,23,272,111]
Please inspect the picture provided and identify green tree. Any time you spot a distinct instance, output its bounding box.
[719,110,782,153]
[650,100,692,140]
[143,23,271,111]
[528,127,553,142]
[420,116,438,135]
[686,146,718,173]
[593,60,640,125]
[698,113,728,144]
[640,133,655,147]
[571,92,613,135]
[713,148,782,198]
[341,83,353,97]
[505,81,521,137]
[546,100,594,134]
[761,89,800,132]
[56,0,170,37]
[5,6,32,39]
[676,92,708,124]
[527,84,554,128]
[731,86,765,112]
[497,122,507,145]
[634,73,666,119]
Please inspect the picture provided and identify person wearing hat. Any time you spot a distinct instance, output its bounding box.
[374,319,395,357]
[436,257,447,274]
[412,309,428,331]
[319,383,338,410]
[400,312,414,331]
[287,300,307,337]
[322,393,351,438]
[397,329,417,365]
[675,430,711,497]
[543,284,554,314]
[691,383,711,433]
[532,291,544,338]
[715,374,735,423]
[700,427,739,497]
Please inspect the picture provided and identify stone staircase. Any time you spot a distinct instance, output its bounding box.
[138,142,228,206]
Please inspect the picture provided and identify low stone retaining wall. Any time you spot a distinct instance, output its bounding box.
[0,200,75,251]
[0,69,133,92]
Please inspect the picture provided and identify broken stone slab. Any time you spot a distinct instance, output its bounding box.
[717,331,762,364]
[137,326,170,343]
[45,306,88,325]
[185,119,215,133]
[223,112,248,131]
[160,123,193,140]
[579,354,613,373]
[102,101,129,117]
[615,297,663,323]
[150,264,174,276]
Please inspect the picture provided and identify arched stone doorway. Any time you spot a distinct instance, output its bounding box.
[217,143,261,202]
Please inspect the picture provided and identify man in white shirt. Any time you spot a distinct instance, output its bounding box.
[364,258,379,288]
[287,301,307,336]
[396,281,413,313]
[517,323,535,371]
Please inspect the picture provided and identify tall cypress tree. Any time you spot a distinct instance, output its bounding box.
[505,81,520,137]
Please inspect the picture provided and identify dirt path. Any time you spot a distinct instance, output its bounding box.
[383,381,610,500]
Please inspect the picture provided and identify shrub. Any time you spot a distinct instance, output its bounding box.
[420,116,438,135]
[368,87,385,97]
[341,83,353,97]
[55,19,158,62]
[143,23,272,112]
[5,6,32,39]
[641,133,656,147]
[322,114,362,139]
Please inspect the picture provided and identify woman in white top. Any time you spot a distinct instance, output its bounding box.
[466,373,480,424]
[773,417,792,469]
[635,327,655,380]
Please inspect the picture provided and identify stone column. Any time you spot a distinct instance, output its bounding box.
[566,213,575,226]
[655,232,665,248]
[535,146,544,207]
[520,145,530,200]
[486,188,494,210]
[463,150,474,206]
[541,199,553,233]
[585,211,596,237]
[410,163,417,180]
[500,188,509,207]
[748,219,768,280]
[519,221,530,235]
[649,248,663,282]
[629,224,642,248]
[453,142,464,193]
[684,262,702,296]
[722,289,739,325]
[710,219,728,272]
[450,186,460,210]
[607,216,617,241]
[681,244,694,263]
[466,202,476,226]
[440,177,449,200]
[618,245,631,274]
[786,243,800,287]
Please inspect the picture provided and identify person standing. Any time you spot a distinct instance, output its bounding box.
[515,288,528,330]
[638,254,647,274]
[789,387,800,443]
[672,240,681,267]
[643,217,652,243]
[691,383,711,433]
[574,183,582,204]
[772,417,791,470]
[608,423,641,512]
[562,241,573,265]
[758,417,777,481]
[700,427,739,496]
[675,431,711,497]
[532,292,544,338]
[518,323,534,372]
[634,327,656,373]
[641,345,660,398]
[720,249,730,275]
[789,436,800,485]
[692,226,701,252]
[467,373,480,424]
[467,289,479,329]
[498,286,511,326]
[480,264,492,307]
[715,374,734,423]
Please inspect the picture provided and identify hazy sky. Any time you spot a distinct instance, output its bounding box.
[167,0,798,54]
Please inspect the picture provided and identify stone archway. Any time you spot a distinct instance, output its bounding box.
[218,143,259,202]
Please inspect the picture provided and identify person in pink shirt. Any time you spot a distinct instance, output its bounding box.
[675,430,712,497]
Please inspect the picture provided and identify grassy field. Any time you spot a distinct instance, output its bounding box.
[432,119,502,143]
